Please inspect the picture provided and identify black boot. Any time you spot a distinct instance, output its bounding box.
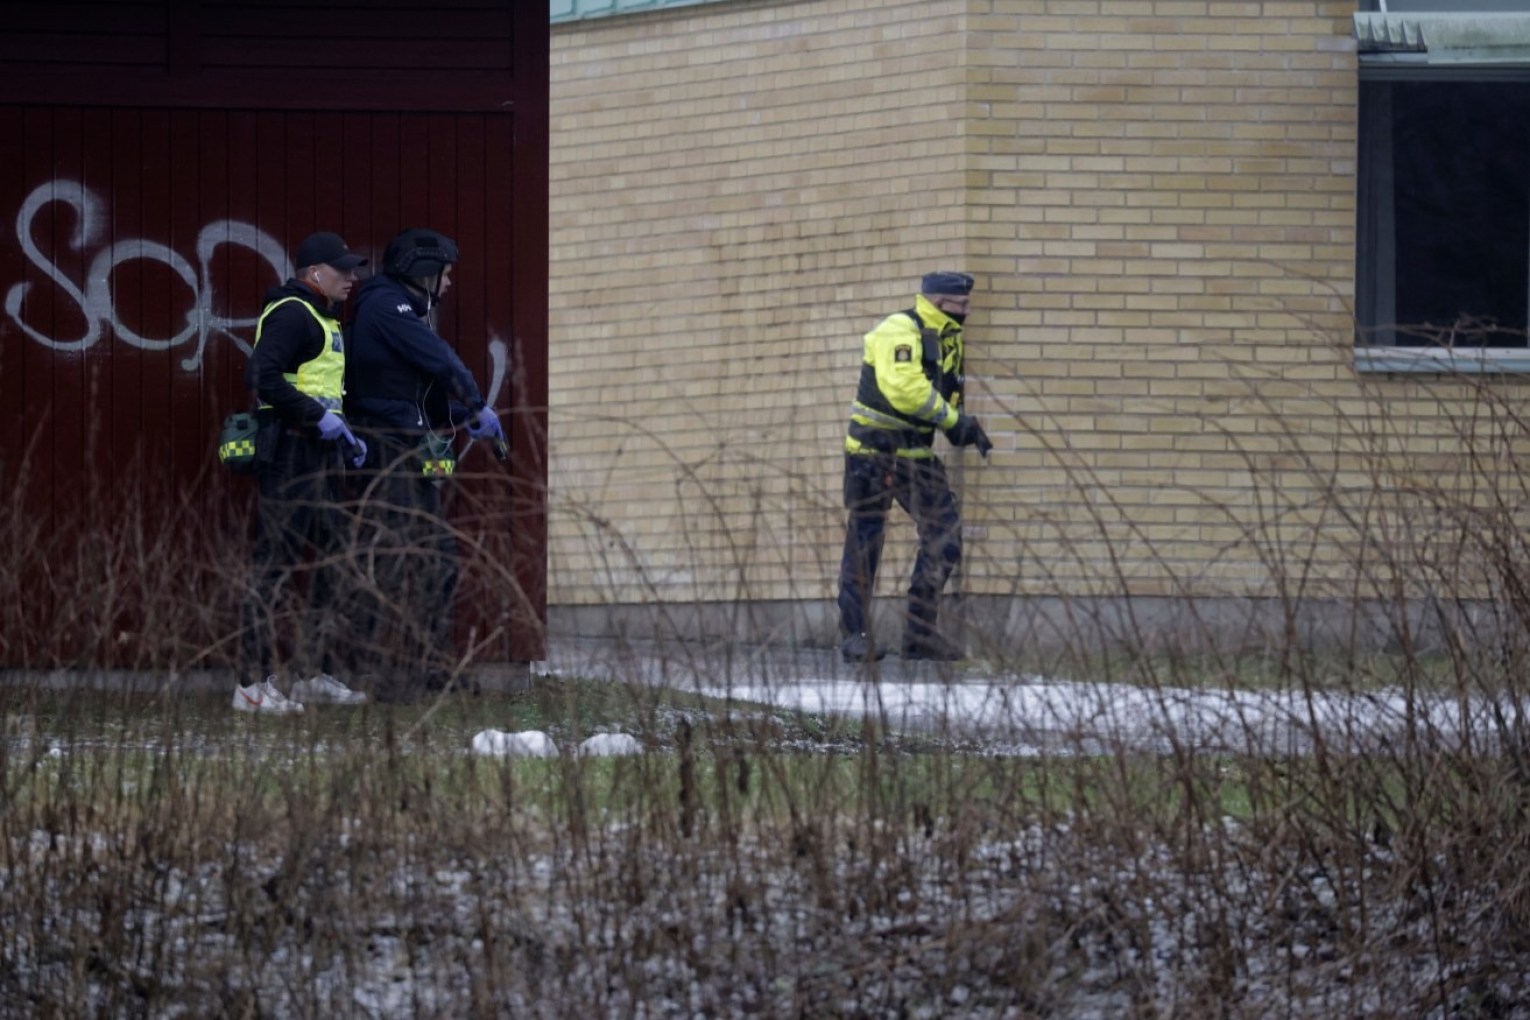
[840,632,888,663]
[901,630,964,661]
[904,595,963,661]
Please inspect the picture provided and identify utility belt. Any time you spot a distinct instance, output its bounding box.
[847,420,934,455]
[347,416,457,482]
[218,408,340,473]
[254,407,318,440]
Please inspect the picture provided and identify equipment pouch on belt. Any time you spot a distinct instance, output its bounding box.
[419,433,456,480]
[216,412,259,474]
[844,454,895,510]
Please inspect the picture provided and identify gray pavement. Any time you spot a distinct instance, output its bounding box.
[4,635,1513,757]
[538,635,1514,756]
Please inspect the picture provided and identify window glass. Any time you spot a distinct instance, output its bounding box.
[1358,79,1530,348]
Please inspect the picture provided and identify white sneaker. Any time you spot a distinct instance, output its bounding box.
[290,673,368,705]
[232,677,304,715]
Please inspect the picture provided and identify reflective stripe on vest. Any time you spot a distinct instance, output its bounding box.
[253,296,345,411]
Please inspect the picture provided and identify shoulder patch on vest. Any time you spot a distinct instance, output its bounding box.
[894,344,913,363]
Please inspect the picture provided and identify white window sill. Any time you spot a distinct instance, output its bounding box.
[1354,346,1530,374]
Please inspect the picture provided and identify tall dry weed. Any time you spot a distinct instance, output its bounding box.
[1,348,1529,1017]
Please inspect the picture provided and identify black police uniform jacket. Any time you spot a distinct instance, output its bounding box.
[344,274,486,431]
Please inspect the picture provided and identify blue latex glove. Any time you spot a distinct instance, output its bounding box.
[466,405,504,441]
[316,410,357,446]
[348,436,368,469]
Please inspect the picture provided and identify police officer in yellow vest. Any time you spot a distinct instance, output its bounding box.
[234,232,371,714]
[838,271,993,663]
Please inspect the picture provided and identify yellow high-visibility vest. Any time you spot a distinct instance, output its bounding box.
[253,296,345,411]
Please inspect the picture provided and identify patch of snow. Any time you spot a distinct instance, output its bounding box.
[579,732,642,757]
[470,729,557,757]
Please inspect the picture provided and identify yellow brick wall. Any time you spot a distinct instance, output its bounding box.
[959,0,1364,604]
[550,0,977,609]
[548,0,1530,619]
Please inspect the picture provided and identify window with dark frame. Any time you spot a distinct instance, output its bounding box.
[1357,77,1530,350]
[1354,2,1530,365]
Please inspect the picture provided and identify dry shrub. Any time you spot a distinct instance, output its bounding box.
[2,348,1530,1018]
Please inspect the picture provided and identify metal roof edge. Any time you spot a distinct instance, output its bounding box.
[551,0,722,25]
[1355,11,1530,61]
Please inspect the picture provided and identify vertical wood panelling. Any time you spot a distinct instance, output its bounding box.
[508,0,550,660]
[15,107,61,631]
[17,111,52,514]
[396,113,429,234]
[1,0,549,670]
[424,115,461,347]
[139,109,174,499]
[7,3,517,111]
[282,112,317,248]
[1,102,545,667]
[254,112,286,333]
[369,115,402,257]
[79,108,115,495]
[340,114,376,266]
[314,112,345,229]
[169,108,204,489]
[457,115,519,661]
[53,109,87,512]
[427,117,460,232]
[456,116,489,381]
[198,109,235,458]
[0,107,24,494]
[115,109,149,501]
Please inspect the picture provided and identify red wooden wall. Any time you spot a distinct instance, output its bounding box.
[0,1,549,668]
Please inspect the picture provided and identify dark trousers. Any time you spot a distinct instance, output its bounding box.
[348,429,460,694]
[836,452,962,640]
[239,427,352,682]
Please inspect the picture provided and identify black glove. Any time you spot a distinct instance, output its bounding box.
[946,414,993,456]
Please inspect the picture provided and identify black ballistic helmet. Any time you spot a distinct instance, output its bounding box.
[383,228,460,279]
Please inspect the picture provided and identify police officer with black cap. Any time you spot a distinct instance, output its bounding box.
[344,227,504,698]
[837,270,992,663]
[235,231,371,714]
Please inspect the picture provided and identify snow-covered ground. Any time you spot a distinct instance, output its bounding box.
[538,637,1512,756]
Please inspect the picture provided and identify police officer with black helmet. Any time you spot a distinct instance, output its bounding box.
[344,228,504,698]
[346,228,499,440]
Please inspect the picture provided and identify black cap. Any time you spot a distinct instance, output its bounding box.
[921,271,974,296]
[294,231,368,271]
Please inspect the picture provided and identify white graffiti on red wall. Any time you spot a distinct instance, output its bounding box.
[2,179,508,406]
[3,179,290,371]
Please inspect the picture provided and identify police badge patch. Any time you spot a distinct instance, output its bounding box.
[894,345,913,362]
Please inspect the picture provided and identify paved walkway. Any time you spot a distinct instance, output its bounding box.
[5,637,1507,757]
[540,636,1508,756]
